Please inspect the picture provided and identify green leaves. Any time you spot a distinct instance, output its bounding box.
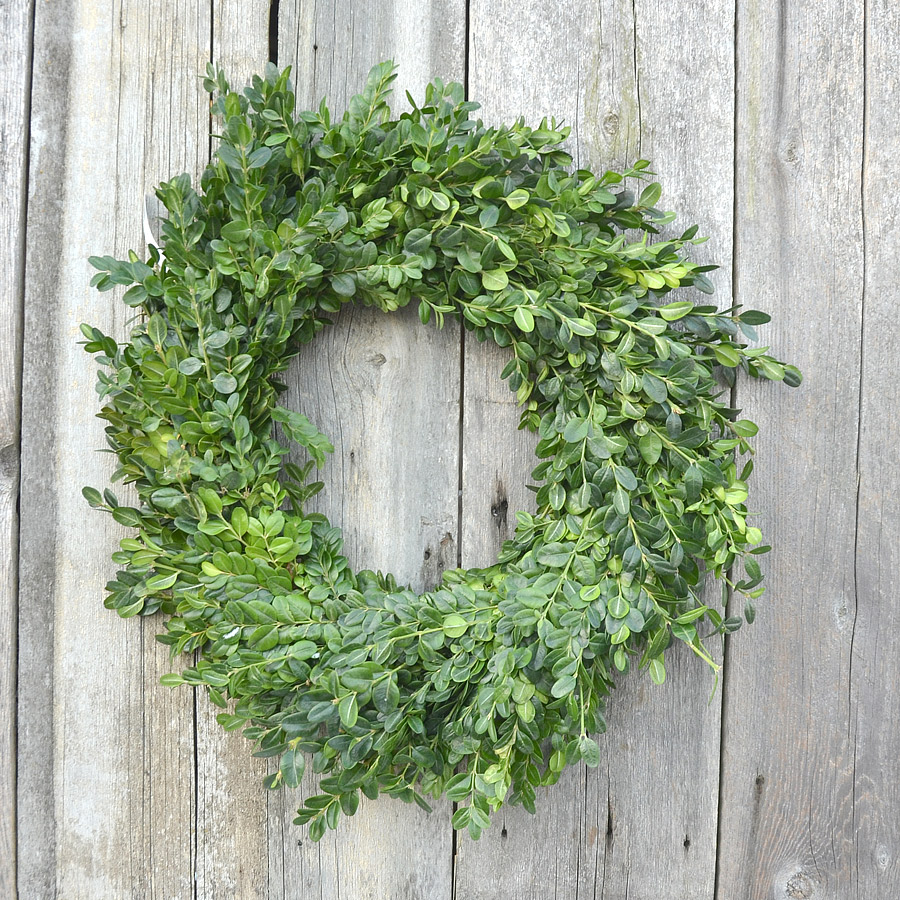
[403,228,432,254]
[551,674,577,698]
[658,300,693,321]
[639,432,662,464]
[567,317,597,337]
[280,747,306,788]
[740,309,771,325]
[330,273,356,297]
[338,694,359,728]
[212,373,237,394]
[247,146,272,169]
[441,614,468,638]
[146,571,178,591]
[82,486,104,508]
[639,181,662,208]
[563,417,590,443]
[221,220,251,242]
[613,465,638,491]
[579,736,601,768]
[513,306,535,332]
[713,344,742,367]
[272,407,334,467]
[535,542,573,568]
[482,268,509,291]
[504,188,530,209]
[147,314,167,346]
[81,59,799,846]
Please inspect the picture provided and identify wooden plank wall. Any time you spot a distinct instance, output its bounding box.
[276,5,464,897]
[19,3,210,897]
[458,4,733,897]
[0,1,34,896]
[717,2,899,899]
[7,0,898,897]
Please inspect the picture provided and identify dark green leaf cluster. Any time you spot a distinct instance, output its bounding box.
[81,61,800,841]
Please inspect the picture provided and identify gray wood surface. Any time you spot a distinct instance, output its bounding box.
[717,0,873,897]
[276,5,464,897]
[9,0,898,897]
[0,1,33,894]
[853,4,900,895]
[191,9,274,899]
[456,2,732,897]
[18,1,209,896]
[16,5,70,891]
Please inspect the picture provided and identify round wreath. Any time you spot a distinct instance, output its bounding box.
[82,62,800,841]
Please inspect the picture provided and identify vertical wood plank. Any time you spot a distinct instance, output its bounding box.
[584,3,734,894]
[18,1,210,895]
[853,0,900,882]
[193,7,274,898]
[16,5,71,890]
[458,8,597,891]
[270,3,465,897]
[717,0,865,897]
[458,1,732,896]
[132,11,214,898]
[213,0,271,87]
[852,3,900,894]
[0,0,33,894]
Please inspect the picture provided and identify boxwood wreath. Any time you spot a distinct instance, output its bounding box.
[82,62,801,842]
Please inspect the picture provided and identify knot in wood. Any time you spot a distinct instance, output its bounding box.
[785,870,814,899]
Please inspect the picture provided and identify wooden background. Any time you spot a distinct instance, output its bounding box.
[2,0,897,897]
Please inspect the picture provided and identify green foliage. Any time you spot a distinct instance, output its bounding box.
[82,61,800,841]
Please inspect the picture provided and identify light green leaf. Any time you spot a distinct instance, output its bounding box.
[551,674,576,698]
[639,182,662,207]
[212,373,238,394]
[579,736,601,767]
[513,306,534,332]
[639,432,662,465]
[482,268,509,291]
[714,344,742,367]
[338,694,359,728]
[146,571,178,591]
[504,189,530,209]
[658,300,694,321]
[280,747,306,788]
[563,417,590,443]
[442,614,468,638]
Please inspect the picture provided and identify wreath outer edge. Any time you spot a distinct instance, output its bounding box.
[81,61,800,841]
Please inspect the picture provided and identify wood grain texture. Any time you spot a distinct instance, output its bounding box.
[0,0,33,894]
[272,5,466,895]
[457,2,732,897]
[10,0,900,896]
[18,1,209,895]
[716,0,865,897]
[190,8,275,899]
[15,5,72,890]
[129,11,213,899]
[852,4,900,894]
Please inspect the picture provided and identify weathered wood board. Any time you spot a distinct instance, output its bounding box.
[851,3,900,896]
[715,0,889,897]
[0,0,33,894]
[18,1,209,896]
[190,9,274,899]
[456,1,732,897]
[8,0,899,897]
[276,5,465,897]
